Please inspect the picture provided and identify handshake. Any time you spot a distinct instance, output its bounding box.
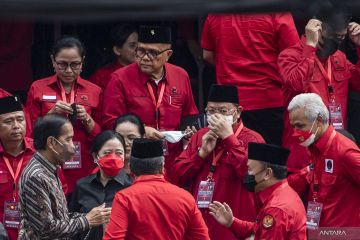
[85,203,112,227]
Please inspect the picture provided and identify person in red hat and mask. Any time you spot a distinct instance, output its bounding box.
[69,130,132,239]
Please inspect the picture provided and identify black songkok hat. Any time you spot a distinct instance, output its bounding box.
[0,96,23,115]
[139,26,172,44]
[248,143,290,166]
[131,138,164,159]
[207,84,239,104]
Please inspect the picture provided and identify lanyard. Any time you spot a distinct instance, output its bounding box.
[315,58,335,102]
[207,122,244,180]
[58,81,75,104]
[312,130,336,201]
[3,155,24,200]
[146,81,166,130]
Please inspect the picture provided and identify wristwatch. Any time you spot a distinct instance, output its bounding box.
[82,115,92,126]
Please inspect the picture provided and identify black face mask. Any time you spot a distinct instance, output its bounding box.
[317,37,343,59]
[243,169,266,192]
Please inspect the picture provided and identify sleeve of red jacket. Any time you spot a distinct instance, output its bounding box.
[274,13,299,52]
[347,47,360,93]
[184,202,210,240]
[86,88,103,141]
[172,132,208,187]
[103,193,128,240]
[287,167,310,196]
[229,217,255,239]
[278,42,317,92]
[25,83,42,127]
[182,73,199,117]
[342,144,360,185]
[102,73,127,130]
[200,15,215,51]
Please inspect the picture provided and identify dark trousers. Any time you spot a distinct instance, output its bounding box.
[241,107,284,145]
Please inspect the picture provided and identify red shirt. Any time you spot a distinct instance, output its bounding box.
[278,36,360,170]
[103,174,210,240]
[0,21,33,91]
[26,75,102,193]
[172,123,265,240]
[102,62,198,174]
[0,88,32,138]
[229,180,306,240]
[0,137,34,240]
[288,126,360,227]
[201,13,299,111]
[89,62,123,90]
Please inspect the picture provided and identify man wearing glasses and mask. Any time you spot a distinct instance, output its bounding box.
[102,25,198,179]
[278,1,360,172]
[172,84,265,240]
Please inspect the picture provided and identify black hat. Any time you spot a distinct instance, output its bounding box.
[207,84,239,104]
[248,143,290,166]
[131,138,163,159]
[139,26,171,44]
[0,96,23,115]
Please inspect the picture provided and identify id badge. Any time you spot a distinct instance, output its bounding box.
[196,180,215,208]
[329,102,343,129]
[306,201,323,230]
[162,140,169,156]
[63,141,82,169]
[3,201,20,229]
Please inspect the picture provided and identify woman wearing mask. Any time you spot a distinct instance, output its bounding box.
[114,113,145,175]
[69,130,131,239]
[26,36,102,196]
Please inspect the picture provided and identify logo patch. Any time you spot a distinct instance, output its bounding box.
[80,95,88,101]
[263,214,274,229]
[325,159,334,173]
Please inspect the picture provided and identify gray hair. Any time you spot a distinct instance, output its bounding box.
[288,93,329,124]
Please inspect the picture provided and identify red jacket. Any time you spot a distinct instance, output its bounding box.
[288,126,360,227]
[229,180,306,240]
[278,36,360,170]
[103,174,210,240]
[172,123,264,240]
[102,62,198,175]
[0,88,32,138]
[0,21,33,91]
[26,75,102,193]
[201,13,299,110]
[0,137,34,240]
[89,62,123,90]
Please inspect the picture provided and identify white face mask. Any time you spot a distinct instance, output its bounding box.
[223,115,235,126]
[162,131,188,143]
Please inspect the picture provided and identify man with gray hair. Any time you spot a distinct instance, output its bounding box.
[287,93,360,231]
[103,138,209,240]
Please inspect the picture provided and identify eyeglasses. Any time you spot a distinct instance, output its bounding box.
[205,108,237,116]
[54,61,83,71]
[135,47,171,60]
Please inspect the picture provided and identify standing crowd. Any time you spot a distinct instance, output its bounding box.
[1,1,360,239]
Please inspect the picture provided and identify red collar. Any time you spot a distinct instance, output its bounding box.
[257,179,288,207]
[310,125,334,153]
[134,174,165,183]
[0,137,34,155]
[47,74,86,90]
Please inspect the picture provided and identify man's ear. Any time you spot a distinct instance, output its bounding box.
[264,168,273,181]
[165,50,173,62]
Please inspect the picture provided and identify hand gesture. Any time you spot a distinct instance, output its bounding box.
[144,126,164,140]
[209,201,234,227]
[76,104,89,121]
[48,100,73,115]
[207,113,234,139]
[85,203,112,227]
[198,130,218,158]
[349,22,360,46]
[305,19,322,48]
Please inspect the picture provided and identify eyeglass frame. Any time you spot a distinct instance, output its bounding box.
[135,47,171,60]
[204,108,238,116]
[53,60,83,71]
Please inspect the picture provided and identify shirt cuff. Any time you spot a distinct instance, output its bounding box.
[303,44,317,59]
[80,215,90,231]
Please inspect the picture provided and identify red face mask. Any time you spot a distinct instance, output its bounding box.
[98,153,124,177]
[291,120,318,147]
